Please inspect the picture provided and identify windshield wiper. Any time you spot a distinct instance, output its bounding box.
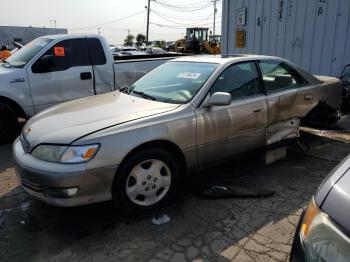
[119,85,134,94]
[131,90,157,101]
[2,60,11,68]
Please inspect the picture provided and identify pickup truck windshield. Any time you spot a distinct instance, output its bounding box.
[6,38,53,68]
[129,61,219,104]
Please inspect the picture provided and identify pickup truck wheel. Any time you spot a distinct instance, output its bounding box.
[113,148,180,214]
[0,103,19,144]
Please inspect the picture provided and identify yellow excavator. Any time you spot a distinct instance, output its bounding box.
[174,28,220,55]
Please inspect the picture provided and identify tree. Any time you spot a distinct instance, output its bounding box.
[136,33,146,43]
[124,34,135,46]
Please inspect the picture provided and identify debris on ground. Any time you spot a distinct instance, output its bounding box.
[263,146,287,165]
[300,126,350,143]
[152,214,171,225]
[201,184,275,199]
[20,201,31,211]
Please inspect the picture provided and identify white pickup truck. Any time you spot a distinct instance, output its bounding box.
[0,34,174,143]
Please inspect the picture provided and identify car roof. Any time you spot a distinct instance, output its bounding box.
[39,34,102,40]
[172,54,287,65]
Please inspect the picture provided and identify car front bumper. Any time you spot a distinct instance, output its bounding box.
[13,138,118,207]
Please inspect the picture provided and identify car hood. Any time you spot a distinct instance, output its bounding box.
[315,154,350,233]
[23,91,179,147]
[0,66,25,86]
[321,166,350,233]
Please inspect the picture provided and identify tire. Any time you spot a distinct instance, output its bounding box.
[112,148,181,214]
[0,103,19,144]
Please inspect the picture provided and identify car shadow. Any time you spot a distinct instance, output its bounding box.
[0,144,13,173]
[1,139,343,261]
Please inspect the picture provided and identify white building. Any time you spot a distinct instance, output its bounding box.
[221,0,350,77]
[0,26,67,49]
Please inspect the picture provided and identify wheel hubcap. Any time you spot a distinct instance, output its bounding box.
[125,159,171,206]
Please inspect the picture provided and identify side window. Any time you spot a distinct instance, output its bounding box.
[87,38,106,65]
[259,60,307,93]
[210,62,263,100]
[37,39,87,72]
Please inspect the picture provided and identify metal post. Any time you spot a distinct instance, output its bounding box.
[146,0,151,43]
[213,0,217,36]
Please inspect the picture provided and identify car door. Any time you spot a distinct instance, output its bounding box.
[258,60,310,144]
[196,61,268,167]
[86,38,114,94]
[27,38,95,112]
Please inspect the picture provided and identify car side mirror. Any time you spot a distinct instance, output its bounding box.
[205,92,232,107]
[32,55,54,73]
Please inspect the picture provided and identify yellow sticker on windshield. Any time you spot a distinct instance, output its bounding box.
[177,72,201,79]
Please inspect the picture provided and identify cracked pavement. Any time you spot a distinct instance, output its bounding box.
[0,133,349,262]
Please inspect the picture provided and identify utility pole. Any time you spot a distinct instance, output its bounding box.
[146,0,151,43]
[213,0,217,36]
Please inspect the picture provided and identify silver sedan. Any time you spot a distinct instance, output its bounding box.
[13,55,343,212]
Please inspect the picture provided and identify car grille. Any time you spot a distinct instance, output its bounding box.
[20,134,31,153]
[21,177,43,193]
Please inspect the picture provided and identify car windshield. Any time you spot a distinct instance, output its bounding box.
[127,61,219,104]
[5,38,53,68]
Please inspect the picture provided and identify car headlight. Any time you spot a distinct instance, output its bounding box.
[31,144,99,163]
[300,198,350,261]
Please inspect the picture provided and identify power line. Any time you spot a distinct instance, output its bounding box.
[150,21,221,30]
[69,10,145,31]
[155,0,212,9]
[152,10,212,26]
[154,0,213,12]
[150,9,214,20]
[156,0,212,8]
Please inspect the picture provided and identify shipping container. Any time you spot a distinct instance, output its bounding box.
[221,0,350,77]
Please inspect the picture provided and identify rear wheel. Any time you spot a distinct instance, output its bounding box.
[112,148,181,214]
[0,103,19,144]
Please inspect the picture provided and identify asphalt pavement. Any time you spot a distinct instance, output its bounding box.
[0,122,349,261]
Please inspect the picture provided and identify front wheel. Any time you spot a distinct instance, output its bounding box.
[112,148,180,214]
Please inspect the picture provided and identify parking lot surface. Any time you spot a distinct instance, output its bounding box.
[1,132,350,262]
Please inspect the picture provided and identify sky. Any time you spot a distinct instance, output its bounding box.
[0,0,222,45]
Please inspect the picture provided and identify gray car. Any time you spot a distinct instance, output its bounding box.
[13,55,343,212]
[291,154,350,261]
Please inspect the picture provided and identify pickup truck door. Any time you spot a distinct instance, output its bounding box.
[258,60,311,144]
[27,38,95,112]
[196,62,268,167]
[86,38,115,94]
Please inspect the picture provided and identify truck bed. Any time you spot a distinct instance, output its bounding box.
[113,55,181,89]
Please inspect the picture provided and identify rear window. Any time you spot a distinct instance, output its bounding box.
[87,38,106,65]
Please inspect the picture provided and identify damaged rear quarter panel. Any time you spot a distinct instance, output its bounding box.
[266,75,342,144]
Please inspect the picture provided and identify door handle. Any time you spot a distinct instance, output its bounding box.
[304,94,313,101]
[253,109,262,113]
[80,72,92,80]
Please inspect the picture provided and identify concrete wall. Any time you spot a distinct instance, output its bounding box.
[0,26,67,49]
[221,0,350,77]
